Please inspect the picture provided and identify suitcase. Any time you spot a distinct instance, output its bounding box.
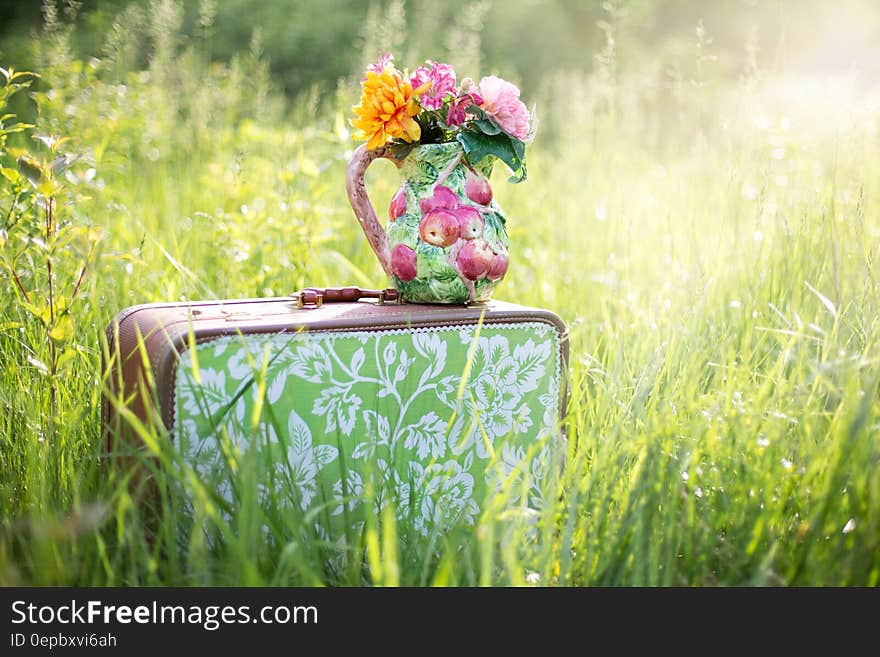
[103,287,568,538]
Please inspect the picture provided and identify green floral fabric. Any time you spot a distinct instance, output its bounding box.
[174,322,562,536]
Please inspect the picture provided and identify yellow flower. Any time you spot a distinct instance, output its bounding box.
[351,66,427,150]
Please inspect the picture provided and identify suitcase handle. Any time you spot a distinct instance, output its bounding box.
[292,286,400,308]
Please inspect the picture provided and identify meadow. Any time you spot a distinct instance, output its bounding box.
[0,1,878,585]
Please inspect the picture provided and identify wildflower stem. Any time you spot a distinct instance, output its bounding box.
[70,264,87,301]
[9,266,31,303]
[46,196,54,330]
[4,190,22,227]
[45,195,57,427]
[70,236,97,302]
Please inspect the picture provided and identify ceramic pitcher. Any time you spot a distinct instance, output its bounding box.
[346,141,509,304]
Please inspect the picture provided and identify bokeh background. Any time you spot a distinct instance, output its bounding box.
[5,0,880,96]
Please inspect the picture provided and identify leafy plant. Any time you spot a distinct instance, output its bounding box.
[0,68,103,431]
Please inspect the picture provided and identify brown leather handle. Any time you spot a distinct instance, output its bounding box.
[292,286,399,307]
[345,144,402,277]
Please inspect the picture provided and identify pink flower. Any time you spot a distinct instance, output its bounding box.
[446,91,483,127]
[363,53,393,80]
[410,61,457,111]
[477,75,530,141]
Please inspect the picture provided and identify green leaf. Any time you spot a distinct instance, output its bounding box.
[33,134,68,152]
[456,130,527,183]
[16,155,43,186]
[52,296,70,316]
[49,315,75,342]
[416,250,456,280]
[473,118,503,136]
[416,158,438,182]
[0,122,34,137]
[387,140,414,162]
[0,166,21,183]
[56,347,79,374]
[8,70,39,83]
[37,179,61,197]
[21,301,52,325]
[428,276,469,303]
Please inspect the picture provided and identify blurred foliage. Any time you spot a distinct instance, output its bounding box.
[2,0,880,98]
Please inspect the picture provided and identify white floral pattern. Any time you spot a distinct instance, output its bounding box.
[448,332,552,459]
[486,442,554,510]
[401,411,448,459]
[269,409,338,512]
[414,460,479,536]
[175,322,562,536]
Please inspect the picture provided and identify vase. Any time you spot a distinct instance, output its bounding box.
[346,141,509,304]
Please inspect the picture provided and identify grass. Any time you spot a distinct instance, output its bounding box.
[0,6,878,586]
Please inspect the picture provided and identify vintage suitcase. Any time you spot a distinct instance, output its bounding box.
[103,287,568,537]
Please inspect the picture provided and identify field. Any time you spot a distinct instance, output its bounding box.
[0,1,878,586]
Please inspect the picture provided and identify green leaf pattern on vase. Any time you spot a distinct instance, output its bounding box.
[381,142,510,304]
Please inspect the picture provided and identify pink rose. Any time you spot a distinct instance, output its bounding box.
[446,91,484,127]
[410,61,457,111]
[477,75,530,141]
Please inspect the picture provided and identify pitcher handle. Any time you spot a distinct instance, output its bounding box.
[346,144,401,277]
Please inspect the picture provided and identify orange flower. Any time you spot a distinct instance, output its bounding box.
[351,65,427,150]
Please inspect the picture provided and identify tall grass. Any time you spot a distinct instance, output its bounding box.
[0,2,878,585]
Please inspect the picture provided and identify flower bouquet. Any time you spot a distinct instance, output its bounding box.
[345,54,534,304]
